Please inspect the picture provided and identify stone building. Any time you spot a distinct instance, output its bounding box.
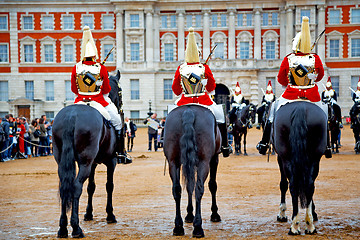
[0,0,359,120]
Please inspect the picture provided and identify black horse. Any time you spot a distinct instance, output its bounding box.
[232,104,256,155]
[350,102,360,154]
[327,102,341,153]
[257,101,271,131]
[272,101,327,235]
[163,105,222,238]
[53,71,122,238]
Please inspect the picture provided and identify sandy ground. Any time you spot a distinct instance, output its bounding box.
[0,125,359,240]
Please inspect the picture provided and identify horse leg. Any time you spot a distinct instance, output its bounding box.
[58,199,69,238]
[277,157,288,222]
[185,178,194,223]
[305,160,317,234]
[243,131,248,156]
[239,134,243,155]
[192,162,209,238]
[105,159,117,223]
[234,135,240,155]
[70,164,91,238]
[209,154,221,222]
[84,164,97,221]
[288,182,301,235]
[170,161,184,236]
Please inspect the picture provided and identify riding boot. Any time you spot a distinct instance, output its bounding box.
[218,123,232,157]
[324,124,332,158]
[256,121,271,155]
[116,130,132,164]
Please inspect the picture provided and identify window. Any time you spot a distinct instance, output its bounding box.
[130,79,140,100]
[23,16,33,30]
[42,16,53,30]
[351,76,360,91]
[45,80,54,101]
[262,13,268,26]
[65,80,74,101]
[164,79,173,100]
[0,16,8,30]
[170,15,176,28]
[103,15,113,30]
[161,15,167,28]
[211,14,218,27]
[130,110,139,119]
[272,13,278,26]
[103,44,114,62]
[130,43,140,61]
[329,39,339,58]
[351,38,360,57]
[130,14,139,27]
[44,44,54,62]
[246,13,253,26]
[265,41,275,59]
[83,15,94,29]
[45,111,54,119]
[220,14,227,27]
[64,44,74,62]
[329,9,340,24]
[0,81,8,101]
[186,15,193,28]
[25,81,34,100]
[331,76,340,96]
[164,43,173,61]
[24,44,34,62]
[237,13,243,26]
[351,9,360,23]
[239,42,249,59]
[195,15,201,27]
[0,44,8,62]
[301,9,311,22]
[214,42,224,59]
[63,16,73,30]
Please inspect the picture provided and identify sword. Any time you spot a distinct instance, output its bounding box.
[349,87,356,94]
[261,88,265,95]
[204,44,217,65]
[311,29,325,51]
[102,46,115,65]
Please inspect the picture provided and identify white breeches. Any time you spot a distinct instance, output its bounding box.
[208,103,225,123]
[104,97,122,130]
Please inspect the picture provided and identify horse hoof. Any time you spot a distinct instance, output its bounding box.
[244,152,248,156]
[193,226,205,238]
[185,214,194,223]
[106,215,117,223]
[72,228,85,238]
[84,214,93,221]
[277,216,288,222]
[57,228,68,238]
[173,226,185,236]
[211,213,221,222]
[288,229,301,235]
[313,213,318,222]
[305,228,317,235]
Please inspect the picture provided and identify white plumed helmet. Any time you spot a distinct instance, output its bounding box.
[81,26,98,60]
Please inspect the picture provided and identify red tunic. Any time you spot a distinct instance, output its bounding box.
[172,63,216,106]
[71,60,111,107]
[18,124,26,153]
[278,53,324,102]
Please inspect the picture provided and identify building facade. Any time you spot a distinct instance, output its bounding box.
[0,0,359,120]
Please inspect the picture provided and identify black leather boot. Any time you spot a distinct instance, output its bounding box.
[116,130,132,164]
[256,121,271,155]
[218,123,232,157]
[324,124,332,158]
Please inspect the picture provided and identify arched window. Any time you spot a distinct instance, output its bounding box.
[262,30,279,59]
[211,31,227,59]
[236,31,253,59]
[161,33,177,61]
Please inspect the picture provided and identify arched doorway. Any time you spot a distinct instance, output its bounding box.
[214,83,231,113]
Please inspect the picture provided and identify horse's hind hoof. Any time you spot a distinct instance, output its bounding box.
[244,152,248,156]
[277,216,288,222]
[106,214,117,223]
[288,229,301,235]
[305,228,317,235]
[185,213,194,223]
[57,228,68,238]
[72,227,85,238]
[193,226,205,238]
[211,213,221,222]
[173,226,185,236]
[84,213,93,221]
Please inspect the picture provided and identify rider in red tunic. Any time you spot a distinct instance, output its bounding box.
[172,27,231,157]
[256,17,331,158]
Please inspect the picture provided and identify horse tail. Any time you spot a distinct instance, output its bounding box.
[58,118,76,211]
[289,105,309,209]
[180,108,198,193]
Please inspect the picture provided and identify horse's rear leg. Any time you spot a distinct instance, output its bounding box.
[58,200,68,238]
[243,132,248,156]
[105,159,117,223]
[277,157,288,222]
[170,162,184,236]
[84,164,97,221]
[193,162,209,238]
[209,155,221,222]
[185,179,194,223]
[288,184,300,235]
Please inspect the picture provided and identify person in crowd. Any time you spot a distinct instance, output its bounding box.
[38,118,48,156]
[8,114,17,159]
[0,118,4,162]
[16,117,27,158]
[144,113,160,152]
[1,115,10,161]
[22,117,31,158]
[124,117,136,152]
[29,119,40,157]
[157,117,166,148]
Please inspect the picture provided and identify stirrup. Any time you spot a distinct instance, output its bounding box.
[324,147,332,159]
[117,152,132,164]
[221,145,232,158]
[256,142,269,155]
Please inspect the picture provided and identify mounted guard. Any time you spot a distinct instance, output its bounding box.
[70,26,131,164]
[256,80,275,129]
[321,76,342,126]
[256,16,332,158]
[352,77,360,103]
[171,27,231,157]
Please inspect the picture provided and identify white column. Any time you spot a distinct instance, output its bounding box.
[279,7,287,59]
[9,11,19,73]
[228,8,236,59]
[153,10,160,64]
[115,10,124,69]
[145,9,154,68]
[177,10,185,61]
[285,6,294,54]
[317,5,326,64]
[202,9,211,58]
[254,8,262,60]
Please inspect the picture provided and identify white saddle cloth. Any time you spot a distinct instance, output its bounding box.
[168,103,225,123]
[75,101,111,120]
